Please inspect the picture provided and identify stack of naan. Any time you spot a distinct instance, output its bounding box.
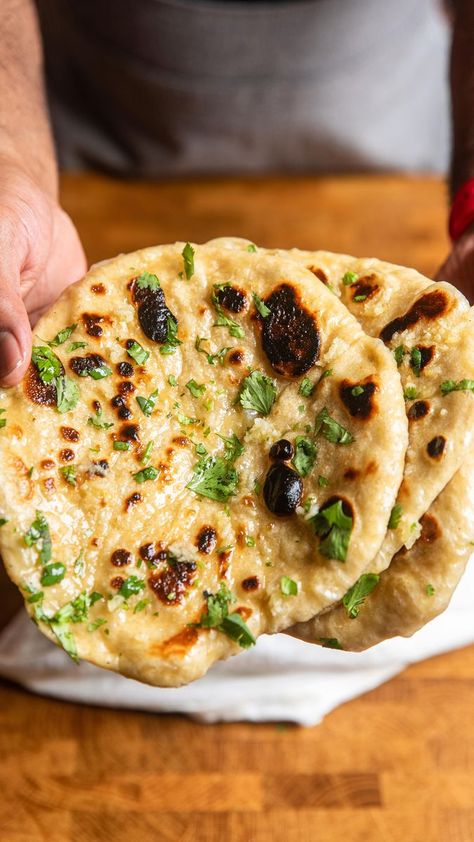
[0,238,472,686]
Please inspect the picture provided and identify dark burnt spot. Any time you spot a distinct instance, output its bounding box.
[59,448,75,462]
[427,436,446,459]
[42,477,55,494]
[139,542,167,567]
[92,399,101,413]
[91,284,106,295]
[242,576,259,592]
[120,424,140,442]
[269,439,294,461]
[216,284,248,313]
[111,395,126,409]
[408,400,430,422]
[256,283,320,377]
[419,513,441,544]
[380,290,450,344]
[308,266,329,285]
[90,537,99,547]
[172,435,189,447]
[263,462,303,516]
[82,313,110,337]
[343,467,360,481]
[196,526,217,555]
[228,349,244,366]
[339,378,378,419]
[118,406,132,420]
[411,345,435,373]
[117,361,134,378]
[130,277,178,344]
[111,549,132,567]
[69,353,107,378]
[119,381,135,396]
[24,363,58,407]
[40,459,55,470]
[349,275,379,303]
[110,576,124,590]
[61,426,80,442]
[148,560,197,605]
[125,492,142,511]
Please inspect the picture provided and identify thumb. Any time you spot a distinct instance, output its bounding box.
[0,270,32,387]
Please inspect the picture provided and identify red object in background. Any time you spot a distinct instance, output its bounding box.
[449,178,474,241]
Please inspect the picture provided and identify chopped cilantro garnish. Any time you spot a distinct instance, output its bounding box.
[388,503,403,529]
[133,466,159,483]
[0,517,8,527]
[182,242,195,280]
[136,388,158,417]
[280,576,298,597]
[89,362,112,380]
[48,323,77,347]
[317,368,333,385]
[177,411,199,426]
[195,336,230,366]
[168,374,178,386]
[186,379,206,398]
[342,271,358,286]
[195,442,207,456]
[88,618,107,632]
[67,340,87,352]
[342,572,379,618]
[141,441,154,464]
[50,622,78,661]
[118,576,145,600]
[351,385,364,397]
[246,243,257,253]
[353,293,368,302]
[292,436,317,477]
[126,340,149,365]
[159,316,182,355]
[403,386,418,401]
[315,407,354,445]
[239,370,277,415]
[318,637,343,649]
[394,345,406,366]
[440,379,474,396]
[245,535,255,547]
[426,583,435,597]
[0,409,6,429]
[24,510,52,564]
[56,376,80,413]
[252,292,271,318]
[217,432,244,462]
[113,440,131,451]
[40,562,66,587]
[31,346,80,413]
[410,347,422,377]
[311,500,353,562]
[88,408,114,429]
[136,271,161,290]
[299,377,314,398]
[195,583,255,649]
[211,287,245,339]
[60,465,77,486]
[134,599,150,614]
[187,454,238,502]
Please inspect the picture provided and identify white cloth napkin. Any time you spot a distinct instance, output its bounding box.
[1,562,473,726]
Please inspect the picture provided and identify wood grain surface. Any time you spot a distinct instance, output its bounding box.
[1,173,473,842]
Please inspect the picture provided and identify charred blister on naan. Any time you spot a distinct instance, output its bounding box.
[228,349,245,366]
[241,576,260,592]
[111,394,132,420]
[148,559,197,605]
[339,377,378,420]
[69,353,107,378]
[408,400,430,422]
[116,361,134,378]
[196,526,217,555]
[111,549,132,567]
[418,513,442,544]
[380,290,451,344]
[91,283,106,295]
[125,492,142,511]
[24,362,61,406]
[59,449,75,462]
[411,345,435,373]
[61,426,80,442]
[254,283,320,377]
[263,462,303,517]
[216,284,248,313]
[349,275,379,303]
[307,266,330,285]
[427,435,446,459]
[139,542,168,568]
[82,313,111,337]
[129,276,178,344]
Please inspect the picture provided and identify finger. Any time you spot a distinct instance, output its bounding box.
[0,221,32,386]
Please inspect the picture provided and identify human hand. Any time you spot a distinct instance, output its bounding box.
[435,223,474,304]
[0,157,87,386]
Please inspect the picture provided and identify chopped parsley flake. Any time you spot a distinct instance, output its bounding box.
[187,454,238,502]
[394,345,406,366]
[317,368,333,385]
[177,411,199,426]
[410,347,422,377]
[311,500,353,562]
[299,377,314,398]
[318,637,343,649]
[88,618,107,632]
[126,340,149,365]
[246,243,257,253]
[159,316,182,355]
[186,379,206,398]
[195,583,255,649]
[195,336,230,366]
[85,362,112,380]
[136,388,158,417]
[40,562,66,587]
[0,409,6,429]
[211,287,245,339]
[168,374,178,387]
[60,465,77,486]
[118,576,145,600]
[342,573,379,618]
[133,466,159,483]
[353,293,368,302]
[252,292,271,318]
[24,510,52,564]
[239,370,277,415]
[0,517,8,527]
[280,576,298,597]
[48,323,77,347]
[67,340,87,352]
[136,271,161,290]
[342,271,359,286]
[88,408,114,429]
[351,385,364,397]
[403,386,418,401]
[426,583,435,597]
[182,242,195,280]
[315,407,354,445]
[31,346,79,413]
[292,436,317,477]
[388,503,403,529]
[318,475,329,487]
[245,535,255,547]
[217,432,244,462]
[440,379,474,396]
[113,440,131,451]
[141,441,154,464]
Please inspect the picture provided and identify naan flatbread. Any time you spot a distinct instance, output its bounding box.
[0,241,406,685]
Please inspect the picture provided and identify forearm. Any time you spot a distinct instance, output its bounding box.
[0,0,57,196]
[449,0,474,198]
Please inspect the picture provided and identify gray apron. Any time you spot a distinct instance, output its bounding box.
[36,0,450,176]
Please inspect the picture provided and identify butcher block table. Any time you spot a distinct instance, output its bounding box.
[1,173,473,842]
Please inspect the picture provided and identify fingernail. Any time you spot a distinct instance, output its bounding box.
[0,331,23,381]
